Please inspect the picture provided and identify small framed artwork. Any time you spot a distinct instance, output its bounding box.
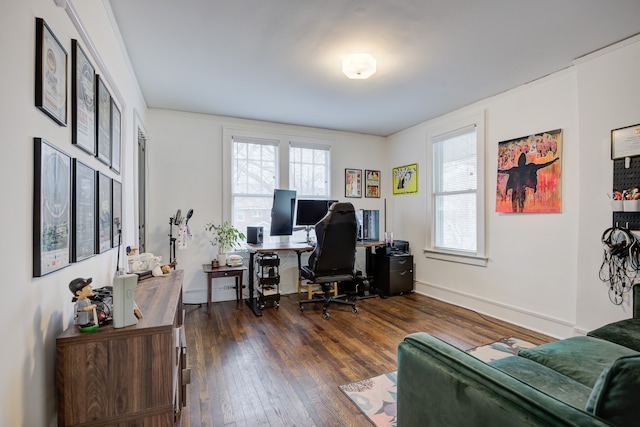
[95,75,112,165]
[33,138,71,276]
[345,168,362,198]
[365,169,380,198]
[611,123,640,159]
[72,159,95,262]
[392,163,418,195]
[72,39,96,155]
[112,179,122,248]
[110,100,121,174]
[35,18,67,126]
[96,171,112,253]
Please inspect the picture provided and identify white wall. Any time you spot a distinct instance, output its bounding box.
[146,109,386,302]
[575,38,640,332]
[0,1,147,425]
[388,37,640,338]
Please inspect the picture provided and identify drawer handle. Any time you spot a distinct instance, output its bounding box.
[182,368,191,385]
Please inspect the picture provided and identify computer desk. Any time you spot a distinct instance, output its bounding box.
[245,240,383,316]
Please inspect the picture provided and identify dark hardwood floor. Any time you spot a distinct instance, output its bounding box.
[181,292,553,427]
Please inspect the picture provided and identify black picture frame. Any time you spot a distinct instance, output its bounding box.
[345,168,362,198]
[112,180,122,248]
[611,123,640,159]
[72,39,96,155]
[365,169,380,198]
[35,18,67,126]
[72,159,95,262]
[110,100,121,174]
[96,75,112,165]
[96,171,112,253]
[33,138,71,276]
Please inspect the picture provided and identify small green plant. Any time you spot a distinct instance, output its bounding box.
[205,220,246,254]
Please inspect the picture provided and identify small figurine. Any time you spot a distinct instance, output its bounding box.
[69,277,99,332]
[150,255,164,277]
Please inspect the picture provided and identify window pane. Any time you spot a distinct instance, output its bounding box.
[435,193,476,252]
[289,144,329,198]
[232,137,278,237]
[432,126,478,254]
[435,131,476,192]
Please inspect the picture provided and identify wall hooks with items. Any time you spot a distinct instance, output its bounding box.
[611,124,640,230]
[599,225,640,305]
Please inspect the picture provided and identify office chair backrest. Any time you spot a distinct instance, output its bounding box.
[312,202,358,277]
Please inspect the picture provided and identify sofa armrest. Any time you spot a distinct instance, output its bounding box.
[397,333,609,427]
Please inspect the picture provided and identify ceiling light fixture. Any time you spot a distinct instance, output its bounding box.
[342,53,377,79]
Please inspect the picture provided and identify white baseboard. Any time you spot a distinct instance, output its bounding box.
[414,281,576,339]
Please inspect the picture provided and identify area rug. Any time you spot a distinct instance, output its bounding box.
[339,337,535,427]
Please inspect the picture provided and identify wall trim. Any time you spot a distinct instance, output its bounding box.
[414,280,576,338]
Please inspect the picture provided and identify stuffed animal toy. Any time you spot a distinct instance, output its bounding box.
[150,255,164,277]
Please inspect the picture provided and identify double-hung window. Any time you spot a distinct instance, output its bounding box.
[426,112,487,266]
[289,141,330,198]
[231,136,279,237]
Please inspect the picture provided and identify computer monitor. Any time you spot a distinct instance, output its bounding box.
[270,189,296,236]
[295,199,337,226]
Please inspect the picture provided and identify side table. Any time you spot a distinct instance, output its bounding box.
[202,263,248,314]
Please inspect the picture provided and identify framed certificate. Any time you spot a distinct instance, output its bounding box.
[35,18,67,126]
[611,124,640,159]
[72,39,96,155]
[33,138,71,276]
[96,75,112,165]
[72,159,96,262]
[96,171,112,253]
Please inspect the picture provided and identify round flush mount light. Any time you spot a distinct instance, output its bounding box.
[342,53,377,79]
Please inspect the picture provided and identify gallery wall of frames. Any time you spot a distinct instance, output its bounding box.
[33,17,122,277]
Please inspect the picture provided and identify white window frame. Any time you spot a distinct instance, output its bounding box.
[424,111,487,267]
[222,127,334,238]
[289,141,331,198]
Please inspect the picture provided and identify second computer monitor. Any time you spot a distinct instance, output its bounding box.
[296,199,338,226]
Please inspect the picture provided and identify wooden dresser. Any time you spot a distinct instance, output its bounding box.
[56,270,188,427]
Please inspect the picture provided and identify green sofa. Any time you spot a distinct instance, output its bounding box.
[397,286,640,426]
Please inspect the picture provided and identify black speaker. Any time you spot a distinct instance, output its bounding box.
[247,226,263,244]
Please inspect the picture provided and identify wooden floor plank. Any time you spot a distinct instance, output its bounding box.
[182,292,553,426]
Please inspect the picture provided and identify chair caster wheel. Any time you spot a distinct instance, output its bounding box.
[275,303,280,309]
[299,305,304,311]
[322,312,330,320]
[352,307,358,314]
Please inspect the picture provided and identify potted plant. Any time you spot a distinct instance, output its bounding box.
[205,220,246,266]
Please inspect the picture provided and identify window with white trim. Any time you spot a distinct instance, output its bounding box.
[231,136,278,237]
[289,141,330,198]
[426,113,486,266]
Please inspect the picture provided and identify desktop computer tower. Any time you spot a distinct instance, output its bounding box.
[356,209,379,241]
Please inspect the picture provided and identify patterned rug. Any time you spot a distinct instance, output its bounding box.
[339,336,535,427]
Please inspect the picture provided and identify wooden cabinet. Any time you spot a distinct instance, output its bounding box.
[374,254,414,296]
[56,270,188,427]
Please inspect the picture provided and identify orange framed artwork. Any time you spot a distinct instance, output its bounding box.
[496,129,562,213]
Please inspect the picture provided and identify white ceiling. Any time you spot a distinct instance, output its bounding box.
[107,0,640,137]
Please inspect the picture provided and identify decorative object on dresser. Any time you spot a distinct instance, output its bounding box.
[56,271,189,426]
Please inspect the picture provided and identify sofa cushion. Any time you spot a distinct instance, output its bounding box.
[588,318,640,352]
[489,356,592,409]
[518,336,638,387]
[585,355,640,426]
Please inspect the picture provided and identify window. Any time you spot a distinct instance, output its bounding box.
[231,136,278,237]
[289,141,330,198]
[426,112,486,266]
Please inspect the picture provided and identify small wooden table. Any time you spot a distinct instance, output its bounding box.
[202,263,248,314]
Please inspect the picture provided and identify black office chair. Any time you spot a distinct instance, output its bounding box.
[299,202,359,319]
